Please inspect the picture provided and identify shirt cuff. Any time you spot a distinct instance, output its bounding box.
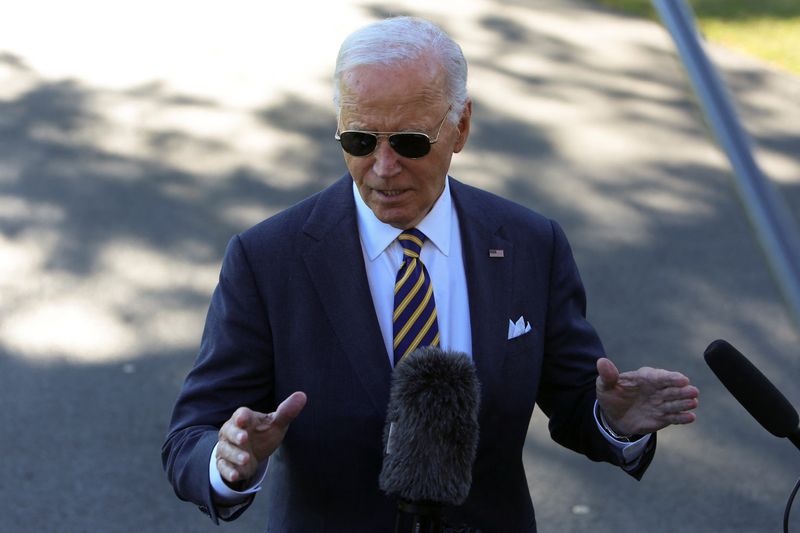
[209,442,269,505]
[593,400,652,464]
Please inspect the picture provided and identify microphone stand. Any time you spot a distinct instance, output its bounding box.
[785,476,800,533]
[395,499,443,533]
[782,433,800,531]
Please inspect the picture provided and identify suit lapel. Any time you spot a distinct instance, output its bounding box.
[450,179,513,401]
[298,176,514,416]
[300,176,392,417]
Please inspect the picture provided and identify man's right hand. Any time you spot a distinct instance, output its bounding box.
[216,391,307,488]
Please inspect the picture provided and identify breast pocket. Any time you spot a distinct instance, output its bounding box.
[506,326,537,357]
[499,327,542,418]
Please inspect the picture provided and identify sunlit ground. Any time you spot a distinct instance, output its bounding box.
[5,0,797,366]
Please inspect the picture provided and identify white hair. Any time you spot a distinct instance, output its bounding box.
[333,17,468,124]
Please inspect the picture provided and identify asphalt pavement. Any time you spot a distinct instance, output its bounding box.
[1,1,799,531]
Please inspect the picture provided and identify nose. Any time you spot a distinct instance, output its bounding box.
[371,136,401,178]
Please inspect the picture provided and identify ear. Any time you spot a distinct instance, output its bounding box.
[453,99,472,154]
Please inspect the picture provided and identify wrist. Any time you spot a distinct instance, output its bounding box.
[596,405,644,442]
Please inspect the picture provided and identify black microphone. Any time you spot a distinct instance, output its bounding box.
[704,339,800,451]
[379,346,481,533]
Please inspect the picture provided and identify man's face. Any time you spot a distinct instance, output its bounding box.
[338,60,471,229]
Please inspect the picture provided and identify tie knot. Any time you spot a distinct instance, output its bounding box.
[398,229,426,258]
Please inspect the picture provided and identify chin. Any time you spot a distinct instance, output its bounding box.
[370,206,405,226]
[379,214,415,230]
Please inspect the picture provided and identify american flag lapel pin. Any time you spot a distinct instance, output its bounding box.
[489,249,504,258]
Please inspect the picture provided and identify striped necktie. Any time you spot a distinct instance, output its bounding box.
[393,229,440,366]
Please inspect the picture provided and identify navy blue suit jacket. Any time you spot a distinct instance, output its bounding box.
[163,175,654,532]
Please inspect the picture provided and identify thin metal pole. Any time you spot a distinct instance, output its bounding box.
[652,0,800,327]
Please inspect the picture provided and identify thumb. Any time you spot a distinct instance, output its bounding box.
[596,358,620,392]
[261,391,307,430]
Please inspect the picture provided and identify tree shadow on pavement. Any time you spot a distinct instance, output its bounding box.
[0,54,334,533]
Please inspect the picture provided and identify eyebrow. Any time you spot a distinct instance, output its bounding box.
[339,105,451,134]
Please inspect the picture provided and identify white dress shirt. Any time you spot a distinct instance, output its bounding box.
[353,176,472,363]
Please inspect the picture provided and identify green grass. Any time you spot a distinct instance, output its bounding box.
[591,0,800,75]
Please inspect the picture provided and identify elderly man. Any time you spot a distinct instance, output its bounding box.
[163,16,699,532]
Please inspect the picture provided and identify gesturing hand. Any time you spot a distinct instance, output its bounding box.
[216,392,307,487]
[596,358,699,436]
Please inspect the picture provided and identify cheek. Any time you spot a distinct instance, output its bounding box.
[344,156,368,180]
[417,158,450,191]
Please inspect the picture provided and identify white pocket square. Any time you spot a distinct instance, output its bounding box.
[507,316,532,340]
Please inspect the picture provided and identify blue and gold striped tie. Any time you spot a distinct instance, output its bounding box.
[393,229,440,366]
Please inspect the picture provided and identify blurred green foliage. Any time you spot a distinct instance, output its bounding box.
[591,0,800,75]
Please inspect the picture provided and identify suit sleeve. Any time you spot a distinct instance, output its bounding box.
[536,220,655,479]
[161,235,275,522]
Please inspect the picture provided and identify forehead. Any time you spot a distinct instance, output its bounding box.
[339,61,448,129]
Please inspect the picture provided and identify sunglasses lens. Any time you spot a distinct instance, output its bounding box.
[389,133,431,159]
[339,132,378,156]
[338,131,432,158]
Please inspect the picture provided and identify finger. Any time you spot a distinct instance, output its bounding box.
[649,369,690,388]
[654,385,700,403]
[258,392,308,430]
[596,358,619,391]
[232,406,256,429]
[216,439,251,467]
[660,397,699,413]
[217,457,236,482]
[620,367,692,390]
[217,457,244,483]
[662,411,697,425]
[220,418,250,447]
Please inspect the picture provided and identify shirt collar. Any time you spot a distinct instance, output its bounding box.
[353,177,453,261]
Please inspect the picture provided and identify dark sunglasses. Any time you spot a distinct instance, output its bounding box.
[335,106,452,159]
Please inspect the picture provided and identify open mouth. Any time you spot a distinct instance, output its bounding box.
[377,189,409,198]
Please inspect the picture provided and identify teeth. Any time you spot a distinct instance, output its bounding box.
[381,190,403,197]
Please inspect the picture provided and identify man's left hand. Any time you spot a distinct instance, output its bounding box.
[596,357,699,436]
